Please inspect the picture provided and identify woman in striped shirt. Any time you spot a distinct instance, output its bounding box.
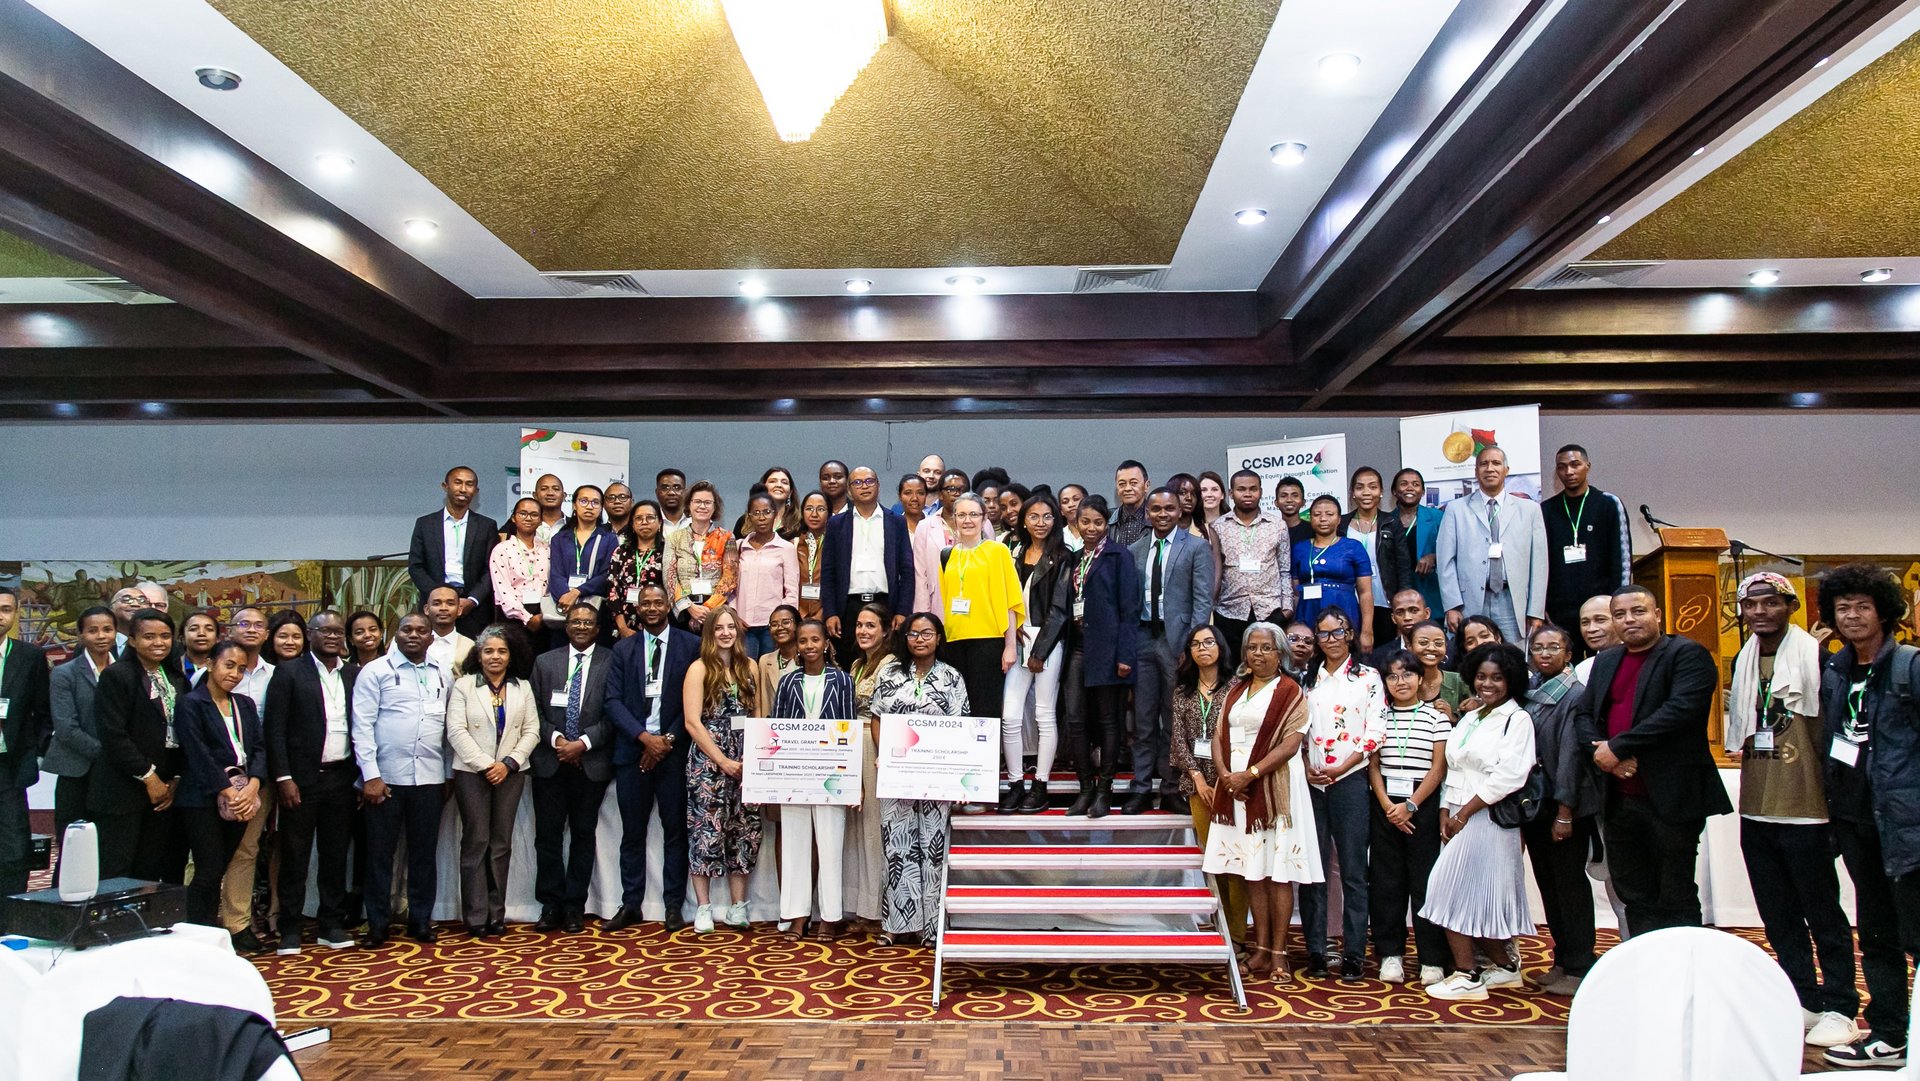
[1366,649,1450,986]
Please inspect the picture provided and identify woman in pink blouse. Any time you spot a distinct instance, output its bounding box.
[490,497,550,641]
[736,491,799,660]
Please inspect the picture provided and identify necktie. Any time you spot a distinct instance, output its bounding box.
[1150,539,1165,622]
[648,636,662,689]
[565,653,584,739]
[1486,498,1506,593]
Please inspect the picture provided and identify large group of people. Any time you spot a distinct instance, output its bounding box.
[0,443,1913,1068]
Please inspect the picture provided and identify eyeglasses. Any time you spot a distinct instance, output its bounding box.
[232,619,266,630]
[905,629,938,640]
[1529,642,1568,654]
[1285,633,1313,644]
[575,497,602,507]
[850,478,878,488]
[955,511,984,521]
[1315,628,1350,641]
[605,493,632,502]
[311,627,346,636]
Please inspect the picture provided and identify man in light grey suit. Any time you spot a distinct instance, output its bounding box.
[1126,488,1217,815]
[1436,445,1548,642]
[529,602,616,934]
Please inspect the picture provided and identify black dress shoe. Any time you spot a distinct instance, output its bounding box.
[1306,954,1330,979]
[663,913,689,934]
[363,926,390,948]
[485,920,506,937]
[468,924,488,940]
[1066,790,1095,816]
[534,906,562,932]
[1340,956,1366,983]
[1161,792,1188,814]
[563,910,585,934]
[603,906,644,932]
[1121,791,1154,816]
[407,923,438,944]
[1089,789,1111,818]
[997,782,1026,814]
[1018,779,1050,813]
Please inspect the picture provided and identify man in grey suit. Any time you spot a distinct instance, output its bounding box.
[1126,488,1217,815]
[530,602,615,933]
[1435,445,1548,643]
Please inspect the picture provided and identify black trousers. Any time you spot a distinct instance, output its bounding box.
[345,799,370,920]
[944,638,1007,729]
[277,763,357,938]
[1522,813,1599,976]
[1743,818,1858,1017]
[1833,816,1920,1041]
[1602,788,1705,937]
[615,748,689,915]
[833,592,891,670]
[533,766,609,911]
[1061,648,1126,783]
[96,803,186,885]
[180,806,245,926]
[365,781,446,933]
[0,783,28,895]
[1367,795,1447,967]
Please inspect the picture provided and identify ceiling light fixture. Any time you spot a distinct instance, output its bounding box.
[1747,268,1781,287]
[194,66,242,90]
[1318,52,1362,82]
[1691,146,1706,157]
[738,279,769,298]
[402,218,438,240]
[1814,55,1831,68]
[138,401,169,416]
[1597,214,1613,225]
[1269,141,1308,167]
[945,274,986,290]
[1234,208,1268,226]
[313,152,355,177]
[1861,267,1894,284]
[721,0,887,142]
[52,402,78,418]
[843,278,873,294]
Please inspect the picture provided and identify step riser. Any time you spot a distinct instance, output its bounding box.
[947,901,1214,915]
[942,948,1233,962]
[954,815,1193,832]
[949,857,1202,870]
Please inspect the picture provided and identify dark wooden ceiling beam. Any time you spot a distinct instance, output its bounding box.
[0,303,273,350]
[433,364,1312,402]
[0,374,382,403]
[0,346,327,378]
[453,336,1274,372]
[1448,286,1920,339]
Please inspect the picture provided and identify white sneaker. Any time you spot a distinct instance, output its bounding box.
[693,904,715,933]
[1427,971,1488,1001]
[1419,965,1446,987]
[1803,1008,1822,1032]
[1481,965,1526,989]
[1378,956,1405,984]
[725,902,751,928]
[1806,1012,1861,1048]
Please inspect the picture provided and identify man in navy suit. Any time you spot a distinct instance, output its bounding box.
[1127,489,1215,814]
[602,585,701,933]
[820,465,915,666]
[407,465,499,638]
[529,604,615,933]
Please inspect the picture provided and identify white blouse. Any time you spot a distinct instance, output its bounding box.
[1306,659,1386,784]
[1440,697,1538,809]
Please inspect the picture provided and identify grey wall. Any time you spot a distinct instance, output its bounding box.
[2,412,1915,560]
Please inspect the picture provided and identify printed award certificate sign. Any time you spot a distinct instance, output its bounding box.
[875,713,999,803]
[741,715,862,806]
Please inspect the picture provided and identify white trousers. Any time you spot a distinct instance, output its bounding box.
[779,804,847,921]
[1000,640,1064,778]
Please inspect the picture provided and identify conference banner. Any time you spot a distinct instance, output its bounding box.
[875,713,999,803]
[1226,433,1349,514]
[1398,405,1543,504]
[518,428,631,516]
[741,715,863,807]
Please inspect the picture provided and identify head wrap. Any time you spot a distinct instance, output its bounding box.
[1736,572,1797,602]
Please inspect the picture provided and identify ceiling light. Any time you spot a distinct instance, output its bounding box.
[721,0,887,141]
[1691,146,1706,157]
[52,402,78,418]
[843,278,873,294]
[1597,214,1613,225]
[738,279,768,298]
[945,274,986,290]
[402,218,438,240]
[1234,208,1268,226]
[313,153,355,177]
[1861,267,1894,284]
[194,66,242,91]
[138,401,169,416]
[1318,53,1362,82]
[1814,55,1831,68]
[1747,268,1780,287]
[1269,142,1308,167]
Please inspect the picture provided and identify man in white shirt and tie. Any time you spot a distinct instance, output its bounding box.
[529,603,615,933]
[1436,445,1548,643]
[351,613,451,946]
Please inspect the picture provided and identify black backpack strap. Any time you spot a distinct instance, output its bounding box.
[940,546,952,571]
[1893,644,1920,705]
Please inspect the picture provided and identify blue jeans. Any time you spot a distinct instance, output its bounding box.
[743,626,773,660]
[1299,770,1371,960]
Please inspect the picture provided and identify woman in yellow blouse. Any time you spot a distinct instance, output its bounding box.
[936,493,1024,736]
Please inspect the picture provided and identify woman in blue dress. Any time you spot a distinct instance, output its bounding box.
[1291,495,1376,654]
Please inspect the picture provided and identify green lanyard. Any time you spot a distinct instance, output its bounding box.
[575,531,597,576]
[1757,681,1776,732]
[215,696,243,750]
[953,544,977,597]
[1198,692,1215,730]
[1306,542,1333,583]
[0,637,10,681]
[804,536,821,580]
[1846,673,1872,739]
[1384,704,1421,760]
[910,666,931,703]
[1564,491,1589,535]
[1075,542,1104,593]
[802,673,825,718]
[1456,705,1497,747]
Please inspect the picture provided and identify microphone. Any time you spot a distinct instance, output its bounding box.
[1639,504,1680,530]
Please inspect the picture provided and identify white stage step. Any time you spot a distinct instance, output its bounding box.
[951,809,1193,832]
[939,928,1234,963]
[948,843,1204,871]
[945,884,1217,916]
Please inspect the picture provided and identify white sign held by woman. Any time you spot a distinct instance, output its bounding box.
[875,713,998,802]
[741,715,863,806]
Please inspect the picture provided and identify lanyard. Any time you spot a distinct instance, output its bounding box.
[215,696,243,749]
[1075,542,1105,593]
[636,546,657,580]
[1306,542,1333,584]
[575,531,598,576]
[802,672,825,718]
[1564,491,1590,535]
[1198,691,1215,731]
[910,665,932,703]
[1384,704,1421,760]
[1847,671,1872,738]
[804,535,821,580]
[1456,705,1499,747]
[953,543,981,597]
[1758,680,1776,731]
[647,635,662,676]
[0,637,10,680]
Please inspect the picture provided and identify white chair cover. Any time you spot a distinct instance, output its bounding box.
[0,948,41,1077]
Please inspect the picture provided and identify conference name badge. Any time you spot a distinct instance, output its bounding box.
[1386,776,1416,799]
[1562,544,1587,564]
[523,588,545,605]
[645,678,663,698]
[1301,584,1323,601]
[1487,543,1504,559]
[1072,599,1085,620]
[1751,730,1774,753]
[691,577,716,596]
[549,691,569,708]
[0,698,9,721]
[800,584,821,601]
[1237,557,1261,573]
[625,586,639,604]
[567,574,588,590]
[1192,738,1212,761]
[950,598,971,615]
[1830,737,1861,767]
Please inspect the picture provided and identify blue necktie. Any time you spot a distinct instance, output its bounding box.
[565,653,584,739]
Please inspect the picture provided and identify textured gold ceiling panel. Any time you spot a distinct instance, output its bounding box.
[209,0,1281,270]
[1599,31,1920,261]
[0,230,100,278]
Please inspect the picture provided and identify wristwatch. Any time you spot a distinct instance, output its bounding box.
[1405,798,1419,814]
[663,733,677,748]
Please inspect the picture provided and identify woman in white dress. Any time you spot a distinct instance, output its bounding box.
[1201,622,1322,983]
[1420,641,1539,1001]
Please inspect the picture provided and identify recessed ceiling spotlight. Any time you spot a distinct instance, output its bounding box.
[1747,268,1781,287]
[52,402,78,418]
[194,66,242,91]
[1234,208,1268,226]
[1861,267,1894,283]
[1814,55,1831,68]
[138,401,169,416]
[313,153,355,177]
[945,274,986,290]
[738,279,768,298]
[1597,214,1613,225]
[402,218,438,240]
[1269,141,1308,167]
[1318,52,1362,81]
[1691,146,1706,157]
[844,278,873,294]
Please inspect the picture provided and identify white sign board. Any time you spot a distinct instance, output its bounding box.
[875,713,999,803]
[741,715,863,806]
[518,429,630,518]
[1226,433,1350,514]
[1398,405,1542,504]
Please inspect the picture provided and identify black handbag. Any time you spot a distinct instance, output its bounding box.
[1488,712,1550,829]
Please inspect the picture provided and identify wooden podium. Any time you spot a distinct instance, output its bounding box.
[1632,527,1731,764]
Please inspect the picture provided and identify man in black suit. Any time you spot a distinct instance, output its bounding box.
[530,602,614,933]
[602,585,701,932]
[265,610,360,955]
[89,608,192,883]
[0,587,51,894]
[407,465,499,637]
[1574,583,1731,937]
[820,465,914,665]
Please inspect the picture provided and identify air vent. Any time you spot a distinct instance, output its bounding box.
[544,272,650,297]
[1073,265,1169,293]
[1535,260,1663,289]
[66,277,164,303]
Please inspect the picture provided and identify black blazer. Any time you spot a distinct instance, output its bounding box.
[819,507,916,620]
[407,507,501,610]
[174,684,267,808]
[1573,633,1732,821]
[1020,546,1074,663]
[264,653,360,788]
[605,627,701,769]
[1340,511,1414,604]
[530,645,615,782]
[0,639,50,788]
[89,654,192,815]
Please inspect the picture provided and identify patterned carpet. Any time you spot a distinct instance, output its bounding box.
[255,922,1623,1025]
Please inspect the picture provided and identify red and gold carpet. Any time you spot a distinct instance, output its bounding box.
[254,923,1633,1025]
